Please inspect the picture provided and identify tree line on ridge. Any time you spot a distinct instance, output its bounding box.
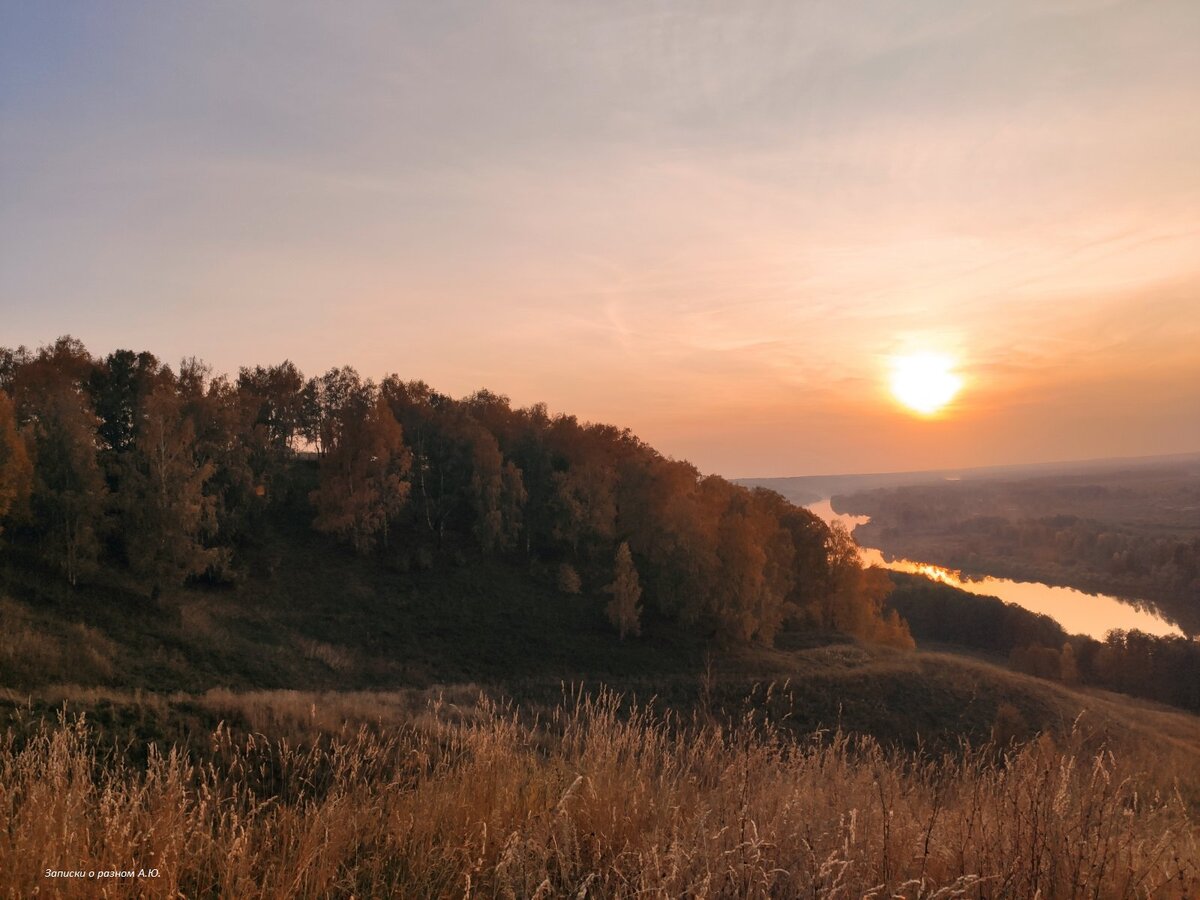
[0,337,913,649]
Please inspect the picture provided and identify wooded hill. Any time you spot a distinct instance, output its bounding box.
[0,336,911,653]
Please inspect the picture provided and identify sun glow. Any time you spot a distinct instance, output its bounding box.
[889,352,963,416]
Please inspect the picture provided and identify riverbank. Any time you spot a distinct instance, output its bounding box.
[806,499,1182,640]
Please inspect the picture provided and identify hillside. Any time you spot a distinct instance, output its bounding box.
[2,338,1198,735]
[5,523,1200,762]
[5,557,1200,896]
[0,338,914,658]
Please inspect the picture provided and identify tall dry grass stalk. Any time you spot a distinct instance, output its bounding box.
[1,691,1196,898]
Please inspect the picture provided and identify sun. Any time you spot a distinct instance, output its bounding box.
[889,352,963,416]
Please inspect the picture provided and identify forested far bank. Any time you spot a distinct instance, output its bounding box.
[838,473,1200,635]
[888,573,1200,714]
[0,337,911,650]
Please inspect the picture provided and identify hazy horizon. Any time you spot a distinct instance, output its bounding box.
[3,1,1199,477]
[733,447,1200,483]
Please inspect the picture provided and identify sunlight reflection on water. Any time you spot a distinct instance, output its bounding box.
[806,499,1182,640]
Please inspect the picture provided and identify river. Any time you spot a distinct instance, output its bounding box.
[806,499,1182,640]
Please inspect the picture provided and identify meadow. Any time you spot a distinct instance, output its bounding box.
[2,681,1199,899]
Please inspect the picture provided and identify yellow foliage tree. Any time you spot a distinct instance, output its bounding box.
[0,390,32,534]
[605,541,643,639]
[312,393,412,554]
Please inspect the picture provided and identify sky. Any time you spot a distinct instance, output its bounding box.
[2,1,1198,477]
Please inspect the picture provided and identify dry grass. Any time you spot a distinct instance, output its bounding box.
[0,597,117,685]
[1,690,1197,899]
[194,684,488,738]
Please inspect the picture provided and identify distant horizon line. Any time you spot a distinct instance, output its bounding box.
[733,448,1200,484]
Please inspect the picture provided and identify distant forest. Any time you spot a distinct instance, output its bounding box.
[888,574,1200,714]
[838,473,1200,635]
[0,336,912,649]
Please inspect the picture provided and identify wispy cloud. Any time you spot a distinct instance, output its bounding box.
[1,0,1197,474]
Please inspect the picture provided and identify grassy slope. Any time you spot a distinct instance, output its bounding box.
[0,551,706,694]
[3,509,1200,776]
[6,683,1197,898]
[3,571,1200,773]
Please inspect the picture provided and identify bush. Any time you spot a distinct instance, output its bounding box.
[556,563,582,595]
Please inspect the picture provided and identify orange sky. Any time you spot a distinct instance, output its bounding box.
[2,2,1198,476]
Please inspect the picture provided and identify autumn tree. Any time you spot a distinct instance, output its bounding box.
[119,379,217,593]
[379,378,445,538]
[869,607,916,650]
[380,377,524,553]
[605,541,643,639]
[467,426,526,554]
[766,494,833,622]
[7,337,95,417]
[1059,641,1080,684]
[88,349,161,460]
[504,403,557,555]
[709,485,797,645]
[0,390,32,535]
[224,360,307,521]
[311,383,412,555]
[26,383,107,585]
[556,562,582,594]
[303,367,366,458]
[179,358,261,574]
[236,361,305,452]
[0,346,30,393]
[819,523,914,648]
[551,459,617,556]
[617,454,713,623]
